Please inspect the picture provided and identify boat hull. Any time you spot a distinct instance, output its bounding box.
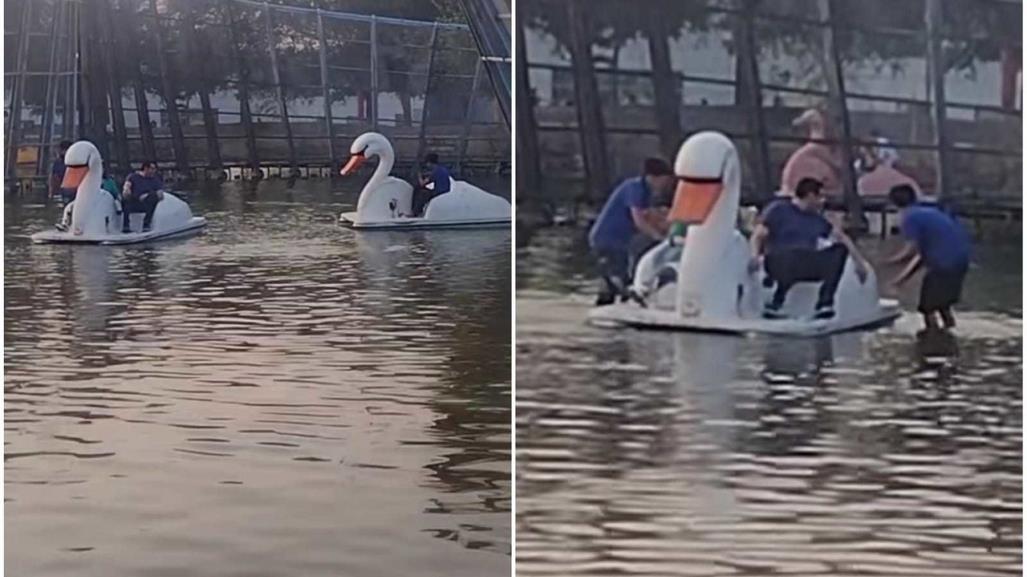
[588,299,902,337]
[31,217,207,245]
[340,211,510,230]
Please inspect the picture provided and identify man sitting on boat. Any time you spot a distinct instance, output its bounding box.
[122,161,164,233]
[413,153,451,217]
[749,177,870,320]
[588,158,674,305]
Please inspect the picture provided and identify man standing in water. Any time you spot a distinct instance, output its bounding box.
[588,158,674,305]
[749,177,870,319]
[413,153,451,217]
[122,161,164,233]
[886,184,971,331]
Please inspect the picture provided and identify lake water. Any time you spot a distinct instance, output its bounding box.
[5,178,511,577]
[516,227,1021,577]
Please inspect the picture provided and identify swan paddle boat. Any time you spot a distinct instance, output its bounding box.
[31,141,206,245]
[338,132,510,230]
[589,131,900,337]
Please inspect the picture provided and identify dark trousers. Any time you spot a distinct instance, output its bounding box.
[765,244,848,309]
[411,188,439,217]
[594,247,629,306]
[123,193,159,230]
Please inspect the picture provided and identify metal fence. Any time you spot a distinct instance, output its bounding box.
[4,0,510,183]
[518,0,1022,215]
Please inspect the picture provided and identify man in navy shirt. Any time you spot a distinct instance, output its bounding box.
[750,177,869,319]
[49,140,74,202]
[588,158,674,305]
[887,184,971,330]
[413,153,452,216]
[122,161,164,233]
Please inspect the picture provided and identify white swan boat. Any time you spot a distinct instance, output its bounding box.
[31,141,206,245]
[589,131,901,337]
[338,132,510,230]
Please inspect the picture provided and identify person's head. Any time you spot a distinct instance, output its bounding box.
[888,184,917,209]
[58,140,72,154]
[423,153,439,169]
[140,161,158,177]
[793,177,825,211]
[870,128,881,139]
[792,108,827,139]
[642,157,674,194]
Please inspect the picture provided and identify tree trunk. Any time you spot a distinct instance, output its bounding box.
[647,7,681,162]
[566,0,610,202]
[817,0,863,230]
[515,24,541,194]
[925,0,950,198]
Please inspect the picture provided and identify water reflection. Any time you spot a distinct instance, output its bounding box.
[517,227,1021,577]
[6,179,511,577]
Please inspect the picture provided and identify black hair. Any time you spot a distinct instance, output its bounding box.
[59,140,73,150]
[888,184,917,208]
[794,177,824,199]
[140,161,157,170]
[643,157,672,177]
[424,153,439,164]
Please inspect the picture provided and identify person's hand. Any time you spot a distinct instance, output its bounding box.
[747,256,762,274]
[854,260,869,284]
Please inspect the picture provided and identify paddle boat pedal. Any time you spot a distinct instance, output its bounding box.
[588,131,901,338]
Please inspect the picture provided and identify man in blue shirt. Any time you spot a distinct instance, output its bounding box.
[887,184,971,331]
[122,161,164,233]
[49,141,74,202]
[413,153,452,217]
[749,177,869,319]
[588,158,674,305]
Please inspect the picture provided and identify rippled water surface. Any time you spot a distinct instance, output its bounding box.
[6,179,510,576]
[517,227,1021,577]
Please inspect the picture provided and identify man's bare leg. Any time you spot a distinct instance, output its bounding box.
[939,308,956,329]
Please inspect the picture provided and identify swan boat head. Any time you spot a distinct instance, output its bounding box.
[63,140,112,236]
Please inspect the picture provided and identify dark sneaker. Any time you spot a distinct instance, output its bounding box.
[55,222,68,232]
[813,306,835,320]
[626,289,648,309]
[122,227,132,234]
[762,305,786,320]
[142,224,152,233]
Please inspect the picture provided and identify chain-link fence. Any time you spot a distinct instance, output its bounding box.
[519,0,1021,219]
[5,0,509,183]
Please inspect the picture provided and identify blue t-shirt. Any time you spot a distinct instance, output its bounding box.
[51,157,66,178]
[761,200,832,252]
[429,165,451,193]
[589,176,652,251]
[900,203,970,272]
[127,172,163,196]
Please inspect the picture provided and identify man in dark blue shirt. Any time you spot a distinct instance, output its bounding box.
[49,141,74,202]
[122,161,164,233]
[413,153,452,217]
[749,177,869,319]
[588,158,674,305]
[887,184,971,330]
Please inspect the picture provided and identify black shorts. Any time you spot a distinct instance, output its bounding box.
[918,267,967,313]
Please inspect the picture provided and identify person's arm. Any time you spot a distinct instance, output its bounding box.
[830,225,870,282]
[747,223,769,272]
[884,241,917,265]
[894,252,923,286]
[630,207,666,241]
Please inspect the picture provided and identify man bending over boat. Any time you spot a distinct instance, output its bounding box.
[749,177,870,320]
[885,184,970,331]
[588,158,674,305]
[122,161,164,233]
[413,153,451,217]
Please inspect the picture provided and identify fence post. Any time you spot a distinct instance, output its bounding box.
[316,9,338,167]
[36,0,67,177]
[416,22,440,166]
[457,59,482,174]
[370,15,379,129]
